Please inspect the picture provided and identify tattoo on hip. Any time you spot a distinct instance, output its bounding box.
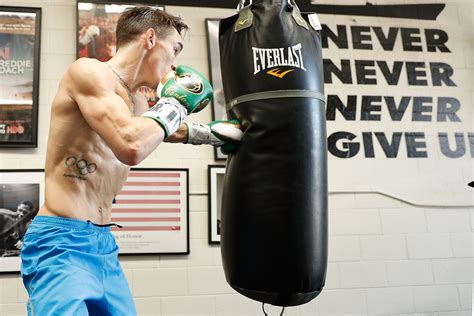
[63,156,97,181]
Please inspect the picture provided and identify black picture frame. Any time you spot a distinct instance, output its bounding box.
[207,164,225,244]
[0,167,189,275]
[0,6,41,148]
[114,168,190,255]
[0,169,44,274]
[205,18,227,161]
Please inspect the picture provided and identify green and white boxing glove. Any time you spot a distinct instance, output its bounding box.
[142,65,213,138]
[185,119,243,155]
[161,65,213,113]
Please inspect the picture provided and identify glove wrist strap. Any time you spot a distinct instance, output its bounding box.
[142,97,187,138]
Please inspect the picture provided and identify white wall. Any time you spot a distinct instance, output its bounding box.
[0,0,472,315]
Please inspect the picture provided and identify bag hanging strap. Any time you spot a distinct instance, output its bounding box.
[235,0,254,32]
[288,0,309,30]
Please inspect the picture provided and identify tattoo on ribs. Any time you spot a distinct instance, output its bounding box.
[63,156,97,181]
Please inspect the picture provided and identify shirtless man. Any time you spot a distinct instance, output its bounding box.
[20,7,242,316]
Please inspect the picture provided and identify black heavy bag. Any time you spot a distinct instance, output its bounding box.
[219,0,328,307]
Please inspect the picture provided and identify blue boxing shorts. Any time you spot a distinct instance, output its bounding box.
[20,216,136,316]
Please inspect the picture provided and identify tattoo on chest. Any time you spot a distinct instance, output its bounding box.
[63,156,97,181]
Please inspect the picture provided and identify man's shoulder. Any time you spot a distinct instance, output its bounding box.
[67,58,113,93]
[68,58,105,78]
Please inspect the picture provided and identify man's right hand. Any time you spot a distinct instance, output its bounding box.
[160,65,213,113]
[142,65,213,138]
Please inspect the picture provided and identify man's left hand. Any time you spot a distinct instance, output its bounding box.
[185,119,243,154]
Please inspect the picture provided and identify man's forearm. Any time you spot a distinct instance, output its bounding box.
[164,123,188,143]
[0,209,16,216]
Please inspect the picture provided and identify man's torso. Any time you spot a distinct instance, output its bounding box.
[39,59,136,224]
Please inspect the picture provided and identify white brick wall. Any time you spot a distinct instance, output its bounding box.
[360,235,408,260]
[413,285,461,313]
[0,0,472,315]
[386,260,434,286]
[339,261,388,288]
[407,233,454,259]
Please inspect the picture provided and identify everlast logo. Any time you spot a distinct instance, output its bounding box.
[252,43,306,77]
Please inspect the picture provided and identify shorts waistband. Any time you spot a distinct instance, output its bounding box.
[32,216,112,233]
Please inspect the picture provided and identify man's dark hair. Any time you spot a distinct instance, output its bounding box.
[19,200,34,211]
[116,6,188,49]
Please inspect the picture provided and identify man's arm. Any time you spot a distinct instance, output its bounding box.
[0,209,17,216]
[166,120,244,156]
[131,92,150,116]
[165,124,187,143]
[69,59,165,166]
[134,91,189,144]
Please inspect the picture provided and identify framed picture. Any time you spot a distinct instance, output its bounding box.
[76,1,164,106]
[0,169,43,273]
[112,168,189,255]
[208,165,225,244]
[0,7,41,148]
[205,19,227,161]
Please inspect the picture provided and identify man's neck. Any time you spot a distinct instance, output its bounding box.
[107,45,147,92]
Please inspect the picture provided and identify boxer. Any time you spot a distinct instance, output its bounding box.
[20,7,241,316]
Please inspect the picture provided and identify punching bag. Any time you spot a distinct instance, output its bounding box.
[219,0,328,307]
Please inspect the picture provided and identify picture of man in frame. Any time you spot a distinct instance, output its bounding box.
[0,183,39,256]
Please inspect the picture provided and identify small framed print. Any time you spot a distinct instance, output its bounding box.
[112,168,189,255]
[0,7,41,148]
[208,165,225,244]
[0,169,43,273]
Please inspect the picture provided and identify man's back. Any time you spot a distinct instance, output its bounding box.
[40,58,130,223]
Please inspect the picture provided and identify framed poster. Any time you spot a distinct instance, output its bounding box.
[208,165,225,244]
[0,7,41,148]
[76,1,164,106]
[0,169,43,273]
[112,168,189,255]
[205,19,227,161]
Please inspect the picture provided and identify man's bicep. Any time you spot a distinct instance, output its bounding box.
[75,91,133,146]
[68,60,132,142]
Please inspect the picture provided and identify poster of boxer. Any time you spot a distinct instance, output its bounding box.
[0,169,43,272]
[207,165,225,244]
[0,7,41,148]
[111,168,189,255]
[77,2,164,107]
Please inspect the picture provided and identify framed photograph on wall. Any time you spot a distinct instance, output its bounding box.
[0,7,41,148]
[208,165,225,244]
[112,168,189,255]
[0,169,43,273]
[205,19,227,161]
[76,1,164,106]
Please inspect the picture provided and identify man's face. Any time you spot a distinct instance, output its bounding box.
[16,203,31,217]
[149,28,183,87]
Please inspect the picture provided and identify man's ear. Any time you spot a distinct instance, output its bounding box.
[145,28,156,49]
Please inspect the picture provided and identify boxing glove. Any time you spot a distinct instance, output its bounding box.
[161,65,213,113]
[142,66,213,138]
[185,119,243,154]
